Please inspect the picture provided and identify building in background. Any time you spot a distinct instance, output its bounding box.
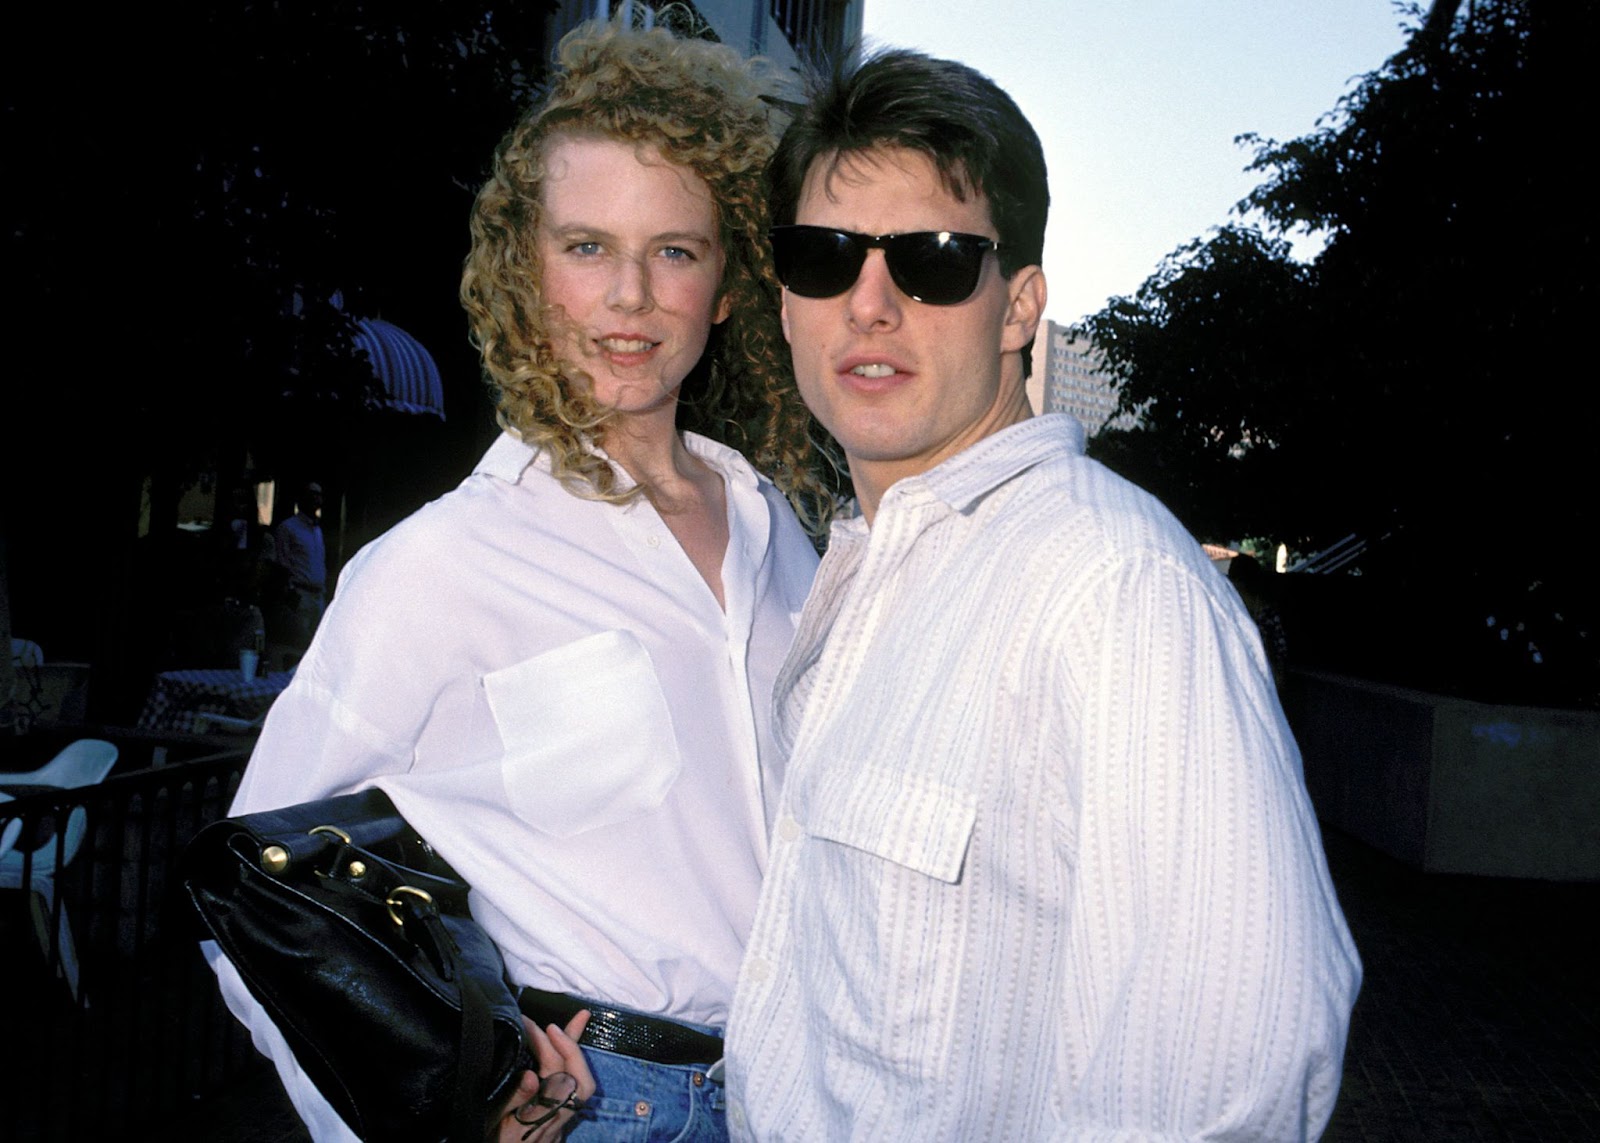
[549,0,863,74]
[1036,319,1131,436]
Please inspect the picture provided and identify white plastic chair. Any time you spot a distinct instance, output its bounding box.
[0,738,119,999]
[5,638,46,733]
[0,795,21,859]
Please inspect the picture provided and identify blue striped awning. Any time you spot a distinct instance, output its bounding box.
[352,317,445,420]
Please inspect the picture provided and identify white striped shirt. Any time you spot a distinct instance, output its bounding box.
[727,414,1360,1141]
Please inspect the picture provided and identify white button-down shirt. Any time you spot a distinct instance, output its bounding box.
[727,415,1360,1141]
[212,429,817,1139]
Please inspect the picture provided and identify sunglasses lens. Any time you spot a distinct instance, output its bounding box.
[887,233,988,305]
[770,227,996,305]
[771,228,864,299]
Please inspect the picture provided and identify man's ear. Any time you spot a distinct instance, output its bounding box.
[1001,265,1046,355]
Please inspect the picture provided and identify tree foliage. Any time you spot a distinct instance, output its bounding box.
[8,1,555,473]
[1076,225,1318,543]
[1078,0,1598,702]
[3,2,557,702]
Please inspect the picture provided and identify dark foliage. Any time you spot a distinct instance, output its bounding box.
[1078,0,1597,705]
[9,1,554,443]
[4,1,557,715]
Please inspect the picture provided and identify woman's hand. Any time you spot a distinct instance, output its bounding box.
[493,1010,594,1142]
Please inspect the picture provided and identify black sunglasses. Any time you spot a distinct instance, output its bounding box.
[768,225,1001,305]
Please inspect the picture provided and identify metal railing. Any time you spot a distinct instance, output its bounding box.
[1286,533,1369,574]
[770,0,852,59]
[0,747,259,1141]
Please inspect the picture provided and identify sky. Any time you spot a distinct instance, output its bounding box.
[858,1,1416,326]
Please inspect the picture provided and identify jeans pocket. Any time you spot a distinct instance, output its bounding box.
[569,1094,653,1142]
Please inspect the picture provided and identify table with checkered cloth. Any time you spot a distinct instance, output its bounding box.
[136,667,295,734]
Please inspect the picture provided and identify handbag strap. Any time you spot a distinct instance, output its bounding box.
[386,870,516,1143]
[451,970,496,1143]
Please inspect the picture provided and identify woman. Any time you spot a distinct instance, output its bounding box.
[211,18,828,1142]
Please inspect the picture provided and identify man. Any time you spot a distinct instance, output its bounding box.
[268,480,327,650]
[725,49,1361,1141]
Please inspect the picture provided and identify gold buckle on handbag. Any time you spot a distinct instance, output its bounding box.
[386,884,435,927]
[259,823,354,875]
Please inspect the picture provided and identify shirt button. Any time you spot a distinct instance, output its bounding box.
[635,1100,651,1117]
[730,1104,747,1131]
[645,535,661,549]
[746,956,771,982]
[777,816,802,842]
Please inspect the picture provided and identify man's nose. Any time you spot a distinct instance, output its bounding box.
[846,249,904,330]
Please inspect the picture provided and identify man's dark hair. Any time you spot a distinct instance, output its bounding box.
[769,47,1049,279]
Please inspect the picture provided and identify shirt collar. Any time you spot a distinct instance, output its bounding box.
[681,431,762,493]
[474,429,540,482]
[878,413,1085,517]
[472,427,764,493]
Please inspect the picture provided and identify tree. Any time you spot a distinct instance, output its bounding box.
[4,1,557,713]
[1078,0,1598,703]
[9,1,554,458]
[1073,225,1319,544]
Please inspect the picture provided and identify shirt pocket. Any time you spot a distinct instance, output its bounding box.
[484,630,682,839]
[801,765,977,1079]
[806,764,976,883]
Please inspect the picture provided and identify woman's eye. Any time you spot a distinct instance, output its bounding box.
[569,241,603,256]
[659,246,695,262]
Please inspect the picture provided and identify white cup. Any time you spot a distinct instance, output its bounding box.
[239,649,260,681]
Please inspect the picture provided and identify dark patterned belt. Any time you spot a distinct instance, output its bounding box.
[518,987,724,1068]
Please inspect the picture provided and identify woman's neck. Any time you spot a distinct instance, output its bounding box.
[601,410,730,610]
[599,405,691,492]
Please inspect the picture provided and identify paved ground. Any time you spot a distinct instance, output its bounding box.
[149,825,1599,1142]
[1317,830,1599,1141]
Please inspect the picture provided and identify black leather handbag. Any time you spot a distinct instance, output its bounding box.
[181,788,531,1143]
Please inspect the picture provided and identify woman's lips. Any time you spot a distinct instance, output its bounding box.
[596,335,660,365]
[599,336,657,353]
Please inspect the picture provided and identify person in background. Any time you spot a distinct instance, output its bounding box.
[208,18,828,1142]
[265,480,327,656]
[725,47,1360,1141]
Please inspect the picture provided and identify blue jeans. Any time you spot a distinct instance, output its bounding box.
[567,1020,727,1143]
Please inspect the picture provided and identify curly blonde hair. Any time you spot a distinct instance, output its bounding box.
[461,17,833,528]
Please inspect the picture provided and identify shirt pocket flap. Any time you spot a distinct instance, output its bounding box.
[805,766,976,884]
[484,630,682,839]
